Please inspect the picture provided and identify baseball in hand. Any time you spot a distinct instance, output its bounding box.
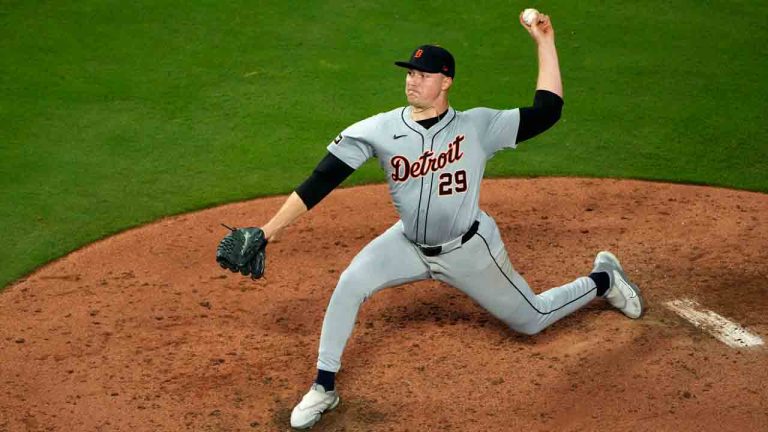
[522,8,539,26]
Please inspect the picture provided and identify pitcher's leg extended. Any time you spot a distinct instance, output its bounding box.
[292,222,429,429]
[317,221,429,373]
[436,216,598,336]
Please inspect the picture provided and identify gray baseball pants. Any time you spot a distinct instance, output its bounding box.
[316,211,597,372]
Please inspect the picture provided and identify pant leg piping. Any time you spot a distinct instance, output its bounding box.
[476,233,597,316]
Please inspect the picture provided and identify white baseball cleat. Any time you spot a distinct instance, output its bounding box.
[592,251,645,319]
[290,383,340,430]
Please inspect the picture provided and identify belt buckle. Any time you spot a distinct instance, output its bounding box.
[420,245,442,257]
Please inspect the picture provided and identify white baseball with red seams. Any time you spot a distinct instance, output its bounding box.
[523,8,539,26]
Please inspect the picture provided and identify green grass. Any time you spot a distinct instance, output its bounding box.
[1,0,767,289]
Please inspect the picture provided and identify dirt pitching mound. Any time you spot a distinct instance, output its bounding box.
[1,178,767,431]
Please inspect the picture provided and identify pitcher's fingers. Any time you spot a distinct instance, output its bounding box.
[539,15,551,31]
[530,14,541,30]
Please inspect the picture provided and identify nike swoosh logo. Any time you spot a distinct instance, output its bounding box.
[393,134,407,140]
[615,273,637,298]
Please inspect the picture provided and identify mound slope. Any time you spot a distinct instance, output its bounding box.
[1,178,766,431]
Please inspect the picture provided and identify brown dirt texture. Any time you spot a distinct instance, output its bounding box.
[1,177,767,432]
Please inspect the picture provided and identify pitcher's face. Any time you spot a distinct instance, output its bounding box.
[405,69,452,109]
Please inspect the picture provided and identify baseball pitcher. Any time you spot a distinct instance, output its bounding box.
[215,11,644,430]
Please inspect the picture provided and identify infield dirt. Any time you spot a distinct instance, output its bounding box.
[1,178,766,431]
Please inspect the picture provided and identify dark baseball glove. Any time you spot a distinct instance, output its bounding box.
[216,224,267,279]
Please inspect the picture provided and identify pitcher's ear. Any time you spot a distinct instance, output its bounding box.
[442,76,453,91]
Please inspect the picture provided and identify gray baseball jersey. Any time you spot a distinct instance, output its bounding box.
[327,105,520,245]
[314,105,600,374]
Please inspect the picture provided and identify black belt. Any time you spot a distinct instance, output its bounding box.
[419,220,480,257]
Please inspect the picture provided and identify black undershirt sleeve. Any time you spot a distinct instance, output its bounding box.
[294,152,356,210]
[516,89,564,144]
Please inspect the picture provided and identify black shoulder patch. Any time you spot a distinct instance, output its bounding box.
[333,134,343,145]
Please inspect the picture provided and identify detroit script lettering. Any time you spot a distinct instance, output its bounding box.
[390,135,465,182]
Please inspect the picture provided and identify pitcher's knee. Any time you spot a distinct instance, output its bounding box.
[509,320,546,336]
[333,269,375,303]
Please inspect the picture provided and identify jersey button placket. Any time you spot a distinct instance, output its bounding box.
[419,181,430,242]
[421,182,430,213]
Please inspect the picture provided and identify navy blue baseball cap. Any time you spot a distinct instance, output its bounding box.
[395,45,455,78]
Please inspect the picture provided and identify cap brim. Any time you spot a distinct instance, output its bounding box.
[394,61,439,73]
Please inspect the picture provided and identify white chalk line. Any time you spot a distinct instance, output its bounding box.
[665,298,764,348]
